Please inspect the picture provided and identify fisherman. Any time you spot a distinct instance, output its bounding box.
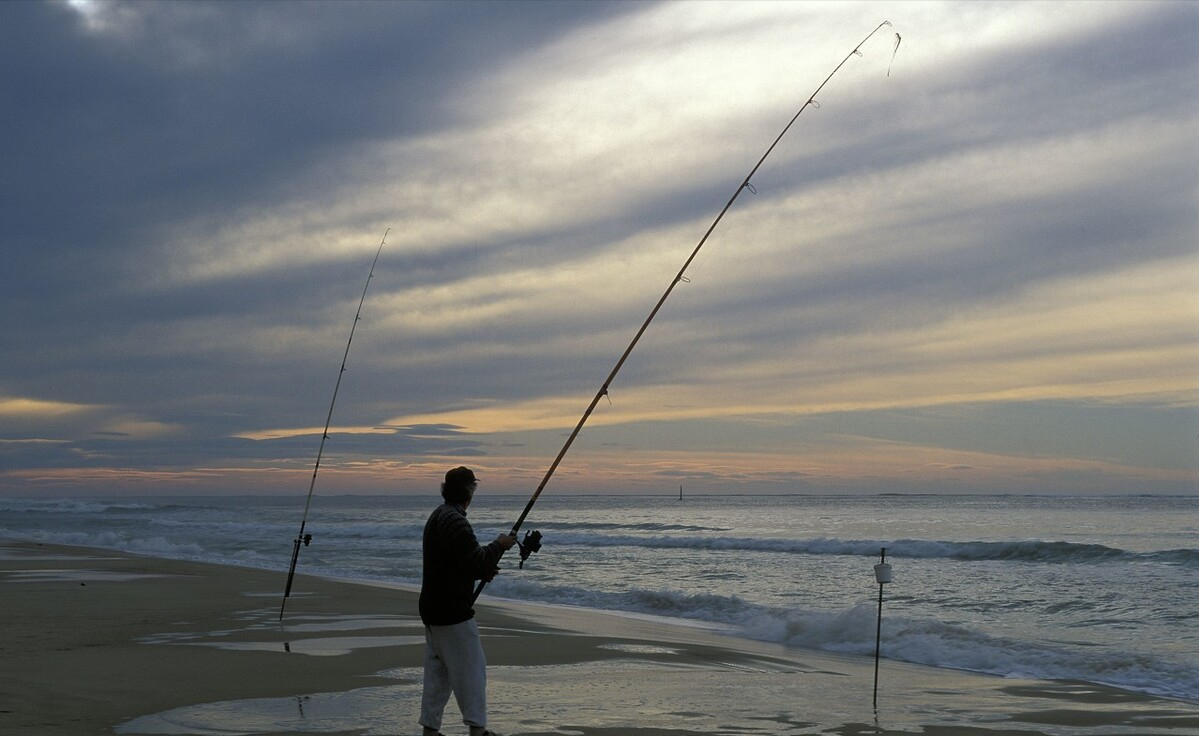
[419,466,517,736]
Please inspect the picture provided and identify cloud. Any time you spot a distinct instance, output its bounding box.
[1,0,1195,496]
[0,397,95,419]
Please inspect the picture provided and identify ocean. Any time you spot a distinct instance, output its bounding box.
[2,493,1195,703]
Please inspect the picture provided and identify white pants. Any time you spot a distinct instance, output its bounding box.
[420,619,488,731]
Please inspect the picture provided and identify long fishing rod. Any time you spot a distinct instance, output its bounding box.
[474,21,896,602]
[280,228,389,620]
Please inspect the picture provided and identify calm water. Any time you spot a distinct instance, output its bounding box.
[2,493,1195,701]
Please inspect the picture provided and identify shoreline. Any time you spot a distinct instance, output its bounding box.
[2,539,1196,735]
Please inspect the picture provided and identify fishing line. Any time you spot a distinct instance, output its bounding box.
[473,21,896,603]
[279,228,389,620]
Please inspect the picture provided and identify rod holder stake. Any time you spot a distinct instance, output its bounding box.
[873,547,891,709]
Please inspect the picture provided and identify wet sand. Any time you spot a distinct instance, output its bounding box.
[2,540,1196,735]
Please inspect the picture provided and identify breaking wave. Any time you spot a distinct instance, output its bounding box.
[487,578,1199,702]
[545,531,1198,567]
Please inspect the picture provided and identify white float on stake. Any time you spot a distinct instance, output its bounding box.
[873,547,892,709]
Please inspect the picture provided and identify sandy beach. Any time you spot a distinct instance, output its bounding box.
[2,540,1196,736]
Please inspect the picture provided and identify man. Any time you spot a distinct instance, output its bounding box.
[419,466,517,736]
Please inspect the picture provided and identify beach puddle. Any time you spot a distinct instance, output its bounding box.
[116,683,419,735]
[200,635,425,656]
[4,568,171,583]
[116,661,827,735]
[0,546,115,562]
[275,614,420,633]
[597,642,682,655]
[139,611,428,656]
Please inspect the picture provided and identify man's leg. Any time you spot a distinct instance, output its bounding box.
[435,619,489,730]
[420,626,453,733]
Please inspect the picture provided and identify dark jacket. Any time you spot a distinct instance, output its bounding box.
[419,502,505,626]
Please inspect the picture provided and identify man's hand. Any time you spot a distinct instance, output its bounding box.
[495,534,517,551]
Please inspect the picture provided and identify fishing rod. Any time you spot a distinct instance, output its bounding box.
[473,21,897,603]
[280,228,389,620]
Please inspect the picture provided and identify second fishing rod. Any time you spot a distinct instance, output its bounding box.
[473,21,897,603]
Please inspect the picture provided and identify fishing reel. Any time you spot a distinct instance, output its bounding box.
[516,530,542,569]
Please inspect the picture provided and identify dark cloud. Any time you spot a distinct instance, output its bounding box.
[0,0,645,422]
[3,1,639,238]
[0,0,643,334]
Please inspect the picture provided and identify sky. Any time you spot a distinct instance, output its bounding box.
[1,0,1196,498]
